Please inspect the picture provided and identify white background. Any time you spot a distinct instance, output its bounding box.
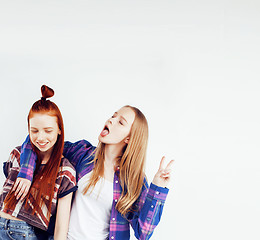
[0,1,260,239]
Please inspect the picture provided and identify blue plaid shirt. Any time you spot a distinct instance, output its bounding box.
[18,136,169,240]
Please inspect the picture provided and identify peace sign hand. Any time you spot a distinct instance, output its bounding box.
[152,156,174,188]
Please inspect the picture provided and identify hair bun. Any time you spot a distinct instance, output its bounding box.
[41,85,54,99]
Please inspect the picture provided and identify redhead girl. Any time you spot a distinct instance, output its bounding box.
[15,105,173,239]
[0,85,77,240]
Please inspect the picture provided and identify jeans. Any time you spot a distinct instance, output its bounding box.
[0,217,37,240]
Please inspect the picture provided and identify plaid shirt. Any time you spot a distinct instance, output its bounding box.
[1,146,77,233]
[18,136,169,240]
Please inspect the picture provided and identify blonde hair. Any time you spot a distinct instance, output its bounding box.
[83,105,148,216]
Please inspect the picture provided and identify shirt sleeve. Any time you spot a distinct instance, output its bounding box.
[63,140,96,171]
[57,159,78,198]
[1,149,22,202]
[17,135,37,181]
[128,180,169,240]
[17,137,96,181]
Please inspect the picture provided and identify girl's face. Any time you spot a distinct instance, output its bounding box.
[99,107,135,145]
[29,113,61,154]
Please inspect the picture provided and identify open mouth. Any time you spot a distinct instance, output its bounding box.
[100,125,110,137]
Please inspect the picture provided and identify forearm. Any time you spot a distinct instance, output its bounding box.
[17,135,37,181]
[130,183,169,239]
[54,225,69,240]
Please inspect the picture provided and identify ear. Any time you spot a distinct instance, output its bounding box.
[58,129,61,135]
[124,137,130,144]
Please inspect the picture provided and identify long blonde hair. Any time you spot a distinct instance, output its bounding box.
[83,105,148,216]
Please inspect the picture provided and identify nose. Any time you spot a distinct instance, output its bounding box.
[37,131,46,141]
[108,119,113,125]
[109,117,114,125]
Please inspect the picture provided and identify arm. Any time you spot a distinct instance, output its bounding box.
[18,136,95,180]
[63,140,96,170]
[14,137,95,199]
[129,182,169,240]
[12,136,37,200]
[18,135,37,181]
[54,192,73,240]
[129,157,174,239]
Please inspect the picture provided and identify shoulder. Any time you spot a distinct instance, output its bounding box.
[60,157,76,176]
[58,157,77,186]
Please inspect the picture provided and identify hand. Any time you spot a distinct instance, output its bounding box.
[152,156,174,188]
[12,177,32,201]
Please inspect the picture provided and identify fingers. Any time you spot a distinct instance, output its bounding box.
[165,160,174,171]
[12,178,31,200]
[159,158,174,179]
[158,156,166,170]
[21,185,30,201]
[12,179,20,192]
[16,184,27,200]
[160,169,171,178]
[14,180,23,198]
[159,157,174,171]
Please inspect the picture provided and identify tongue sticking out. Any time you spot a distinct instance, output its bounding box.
[100,129,109,137]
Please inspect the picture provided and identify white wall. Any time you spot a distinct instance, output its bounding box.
[0,1,260,239]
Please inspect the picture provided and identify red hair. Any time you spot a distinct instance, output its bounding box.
[4,85,64,220]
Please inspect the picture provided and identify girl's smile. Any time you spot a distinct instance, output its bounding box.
[29,113,61,155]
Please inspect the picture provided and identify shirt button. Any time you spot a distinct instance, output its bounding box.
[112,218,115,221]
[111,236,114,239]
[151,205,154,208]
[115,199,118,202]
[115,180,118,183]
[156,191,159,195]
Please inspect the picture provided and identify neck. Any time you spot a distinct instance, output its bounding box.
[104,144,124,164]
[39,150,52,164]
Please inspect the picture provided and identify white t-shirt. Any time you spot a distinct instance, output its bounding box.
[67,172,113,240]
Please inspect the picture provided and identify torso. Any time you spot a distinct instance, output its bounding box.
[0,148,77,232]
[67,171,113,240]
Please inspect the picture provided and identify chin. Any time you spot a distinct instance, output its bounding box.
[37,147,49,152]
[98,135,107,142]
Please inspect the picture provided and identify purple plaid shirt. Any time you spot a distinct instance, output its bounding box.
[18,136,169,240]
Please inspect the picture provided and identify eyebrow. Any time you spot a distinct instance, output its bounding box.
[30,127,54,130]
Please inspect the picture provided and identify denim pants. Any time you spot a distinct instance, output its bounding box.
[0,217,37,240]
